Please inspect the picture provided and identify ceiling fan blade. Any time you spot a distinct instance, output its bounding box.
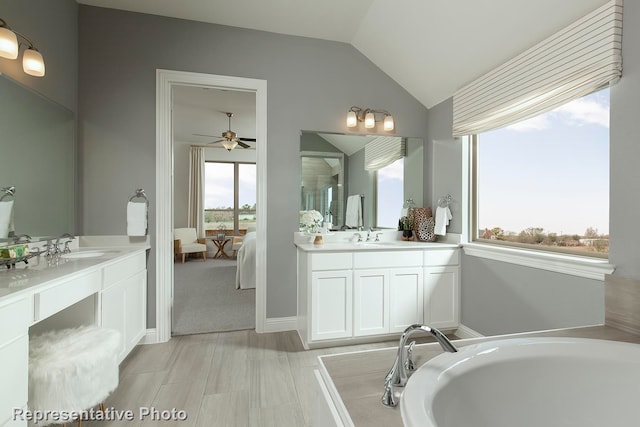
[238,137,256,142]
[208,139,225,145]
[193,133,216,137]
[237,141,251,149]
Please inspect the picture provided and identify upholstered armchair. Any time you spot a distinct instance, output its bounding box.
[174,228,207,263]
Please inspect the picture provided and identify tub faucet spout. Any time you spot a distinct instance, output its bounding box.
[381,324,457,408]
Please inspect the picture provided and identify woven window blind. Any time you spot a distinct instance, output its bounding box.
[452,0,622,137]
[364,136,406,171]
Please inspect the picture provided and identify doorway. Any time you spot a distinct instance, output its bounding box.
[171,85,257,334]
[155,70,267,343]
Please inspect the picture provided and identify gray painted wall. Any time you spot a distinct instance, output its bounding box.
[78,6,429,324]
[427,1,640,336]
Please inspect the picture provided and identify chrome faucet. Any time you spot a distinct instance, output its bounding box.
[381,324,458,407]
[54,233,75,255]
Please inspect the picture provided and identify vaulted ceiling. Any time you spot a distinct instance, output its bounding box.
[77,0,608,109]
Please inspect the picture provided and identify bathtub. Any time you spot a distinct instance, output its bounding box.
[401,337,640,427]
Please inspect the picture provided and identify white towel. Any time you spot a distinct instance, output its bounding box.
[434,206,452,236]
[127,201,147,236]
[0,200,14,239]
[345,195,363,228]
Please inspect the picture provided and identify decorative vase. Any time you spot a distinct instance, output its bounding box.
[313,234,324,246]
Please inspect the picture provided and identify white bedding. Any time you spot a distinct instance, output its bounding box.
[235,231,256,289]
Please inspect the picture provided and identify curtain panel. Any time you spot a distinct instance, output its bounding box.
[452,0,622,137]
[364,136,406,171]
[187,146,205,237]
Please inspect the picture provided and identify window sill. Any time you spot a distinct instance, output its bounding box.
[463,242,615,280]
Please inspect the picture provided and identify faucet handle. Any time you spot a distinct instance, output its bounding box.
[404,340,416,371]
[380,379,397,407]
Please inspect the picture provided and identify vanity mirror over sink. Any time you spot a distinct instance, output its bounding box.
[300,131,424,230]
[0,73,76,245]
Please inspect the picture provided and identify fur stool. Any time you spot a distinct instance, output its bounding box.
[29,325,121,425]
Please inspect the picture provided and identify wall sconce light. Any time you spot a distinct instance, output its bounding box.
[0,18,45,77]
[346,106,394,131]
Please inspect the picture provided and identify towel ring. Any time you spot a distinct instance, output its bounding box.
[129,188,149,206]
[1,186,15,202]
[437,194,452,208]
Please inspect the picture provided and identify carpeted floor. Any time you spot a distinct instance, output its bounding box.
[172,258,256,335]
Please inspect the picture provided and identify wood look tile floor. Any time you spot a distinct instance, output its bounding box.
[83,330,404,427]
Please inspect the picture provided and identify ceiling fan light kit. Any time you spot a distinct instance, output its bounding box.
[346,106,394,131]
[196,112,256,151]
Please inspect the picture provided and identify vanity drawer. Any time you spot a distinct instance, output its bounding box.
[0,297,32,343]
[34,270,101,322]
[310,253,353,271]
[424,249,459,266]
[103,252,146,288]
[353,251,422,269]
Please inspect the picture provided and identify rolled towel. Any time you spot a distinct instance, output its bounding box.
[127,201,147,236]
[0,200,13,239]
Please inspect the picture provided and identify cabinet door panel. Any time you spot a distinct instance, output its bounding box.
[353,270,389,336]
[389,268,424,333]
[125,270,147,351]
[424,266,459,329]
[311,271,352,341]
[101,281,126,361]
[0,335,28,426]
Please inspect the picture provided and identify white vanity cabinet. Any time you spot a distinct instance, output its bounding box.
[424,249,460,329]
[0,245,148,427]
[100,251,147,363]
[0,297,32,427]
[297,245,459,348]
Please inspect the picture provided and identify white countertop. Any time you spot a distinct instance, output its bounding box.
[296,241,460,252]
[0,241,149,302]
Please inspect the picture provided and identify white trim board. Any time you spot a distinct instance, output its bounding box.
[156,69,268,343]
[463,243,615,281]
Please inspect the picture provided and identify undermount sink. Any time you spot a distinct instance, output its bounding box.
[401,337,640,427]
[61,250,107,259]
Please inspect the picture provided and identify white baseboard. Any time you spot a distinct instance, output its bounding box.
[141,319,297,343]
[455,324,484,339]
[140,328,159,344]
[263,316,298,333]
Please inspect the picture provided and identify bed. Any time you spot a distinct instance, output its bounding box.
[235,231,256,289]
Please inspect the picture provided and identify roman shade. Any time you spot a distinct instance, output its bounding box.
[364,136,406,171]
[452,0,622,137]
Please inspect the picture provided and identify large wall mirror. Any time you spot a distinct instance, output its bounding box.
[300,131,423,230]
[0,74,76,243]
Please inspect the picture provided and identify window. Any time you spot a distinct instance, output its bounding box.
[376,157,404,228]
[473,88,609,257]
[204,161,256,235]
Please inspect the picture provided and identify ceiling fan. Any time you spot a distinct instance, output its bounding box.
[194,112,256,151]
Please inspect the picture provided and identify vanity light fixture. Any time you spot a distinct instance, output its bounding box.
[0,18,45,77]
[346,106,394,131]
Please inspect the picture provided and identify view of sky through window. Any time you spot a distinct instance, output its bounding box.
[377,157,404,228]
[477,88,609,237]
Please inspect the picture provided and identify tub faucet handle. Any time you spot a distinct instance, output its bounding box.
[405,340,416,371]
[381,379,397,407]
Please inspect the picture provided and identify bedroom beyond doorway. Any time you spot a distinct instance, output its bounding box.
[172,258,256,335]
